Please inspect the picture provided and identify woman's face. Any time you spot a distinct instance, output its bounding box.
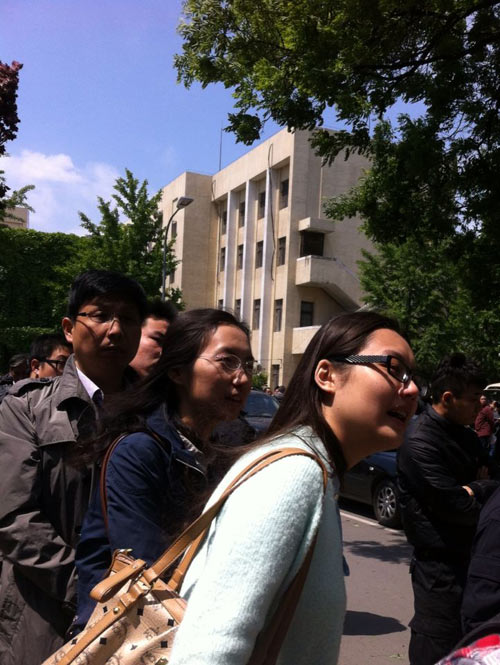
[175,323,253,438]
[320,327,418,469]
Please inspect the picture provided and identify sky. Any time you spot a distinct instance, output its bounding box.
[0,0,289,235]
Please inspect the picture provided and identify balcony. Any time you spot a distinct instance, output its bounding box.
[298,217,334,234]
[295,255,361,309]
[292,325,321,354]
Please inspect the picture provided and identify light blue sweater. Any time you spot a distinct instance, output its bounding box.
[169,426,346,665]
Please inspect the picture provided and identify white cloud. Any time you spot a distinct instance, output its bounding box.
[0,150,121,234]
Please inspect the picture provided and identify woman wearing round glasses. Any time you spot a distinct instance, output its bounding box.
[167,311,418,665]
[71,308,254,634]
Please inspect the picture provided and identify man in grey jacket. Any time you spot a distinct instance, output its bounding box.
[0,269,146,665]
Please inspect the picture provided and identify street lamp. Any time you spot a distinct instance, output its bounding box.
[162,196,194,301]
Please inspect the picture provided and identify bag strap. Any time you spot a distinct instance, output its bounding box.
[168,445,328,591]
[99,428,167,534]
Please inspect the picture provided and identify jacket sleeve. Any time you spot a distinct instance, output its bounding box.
[169,455,326,665]
[104,433,180,562]
[398,436,482,526]
[0,393,76,605]
[462,489,500,633]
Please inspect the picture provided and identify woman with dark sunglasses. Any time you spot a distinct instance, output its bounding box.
[168,311,418,665]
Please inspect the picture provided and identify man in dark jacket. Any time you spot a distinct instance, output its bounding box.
[398,353,500,665]
[0,270,146,665]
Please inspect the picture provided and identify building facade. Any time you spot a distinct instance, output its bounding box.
[1,207,29,229]
[160,128,373,386]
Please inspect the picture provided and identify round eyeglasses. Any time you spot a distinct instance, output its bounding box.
[198,353,257,376]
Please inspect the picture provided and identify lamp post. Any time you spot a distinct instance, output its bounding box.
[161,196,194,301]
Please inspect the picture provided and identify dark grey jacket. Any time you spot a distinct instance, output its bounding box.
[0,355,95,665]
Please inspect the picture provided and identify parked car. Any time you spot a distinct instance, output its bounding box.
[340,450,401,528]
[242,389,280,433]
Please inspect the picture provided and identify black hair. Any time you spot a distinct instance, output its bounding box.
[76,308,250,464]
[144,298,178,323]
[66,270,148,320]
[9,353,30,370]
[29,333,72,362]
[430,353,486,403]
[266,311,402,478]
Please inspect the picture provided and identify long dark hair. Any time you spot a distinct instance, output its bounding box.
[265,311,401,477]
[76,308,250,464]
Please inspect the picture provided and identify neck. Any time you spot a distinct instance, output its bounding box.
[178,411,214,443]
[75,360,125,395]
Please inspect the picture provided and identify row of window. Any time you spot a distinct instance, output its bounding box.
[220,237,287,271]
[217,299,314,330]
[219,230,326,272]
[219,178,289,233]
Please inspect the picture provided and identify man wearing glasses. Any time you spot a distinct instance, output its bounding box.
[0,269,147,665]
[397,353,500,665]
[29,332,72,379]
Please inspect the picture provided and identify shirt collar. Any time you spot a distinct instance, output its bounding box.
[76,366,103,404]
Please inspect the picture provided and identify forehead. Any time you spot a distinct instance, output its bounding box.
[142,316,169,335]
[202,324,251,353]
[361,328,415,364]
[48,345,71,358]
[81,296,141,314]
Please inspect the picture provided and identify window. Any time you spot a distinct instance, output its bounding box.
[237,244,244,270]
[300,231,324,257]
[235,299,241,320]
[221,209,227,235]
[253,299,261,330]
[171,221,177,239]
[280,178,289,209]
[255,240,263,268]
[238,200,245,227]
[169,269,175,284]
[220,247,226,271]
[277,236,286,266]
[218,299,224,310]
[274,299,283,332]
[258,190,266,219]
[300,301,314,327]
[271,364,280,390]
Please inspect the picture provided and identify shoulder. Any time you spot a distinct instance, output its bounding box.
[109,430,173,465]
[8,377,56,398]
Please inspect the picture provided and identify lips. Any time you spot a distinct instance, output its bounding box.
[387,409,409,423]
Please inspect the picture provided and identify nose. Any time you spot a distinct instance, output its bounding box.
[233,367,251,386]
[107,316,124,337]
[401,378,419,399]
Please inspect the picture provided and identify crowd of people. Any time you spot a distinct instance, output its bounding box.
[1,268,500,665]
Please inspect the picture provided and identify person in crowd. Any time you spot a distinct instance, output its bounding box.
[29,332,72,378]
[0,269,146,665]
[129,297,178,378]
[397,353,500,665]
[475,394,495,454]
[0,353,29,403]
[273,384,286,401]
[72,308,253,634]
[166,311,418,665]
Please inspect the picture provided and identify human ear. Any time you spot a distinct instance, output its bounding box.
[167,367,186,388]
[30,358,40,378]
[314,359,337,395]
[441,391,454,406]
[61,317,74,343]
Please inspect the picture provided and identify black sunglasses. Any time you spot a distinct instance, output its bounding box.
[40,357,67,371]
[329,354,414,385]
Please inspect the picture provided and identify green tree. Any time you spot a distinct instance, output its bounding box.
[0,60,34,220]
[73,169,181,304]
[176,1,500,374]
[0,227,86,368]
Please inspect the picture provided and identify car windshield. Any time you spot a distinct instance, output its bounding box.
[244,391,279,417]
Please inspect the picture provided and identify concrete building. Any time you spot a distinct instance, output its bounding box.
[160,128,373,386]
[1,206,29,229]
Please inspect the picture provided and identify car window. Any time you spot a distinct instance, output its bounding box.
[244,391,279,417]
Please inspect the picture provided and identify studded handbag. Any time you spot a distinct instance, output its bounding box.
[42,446,328,665]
